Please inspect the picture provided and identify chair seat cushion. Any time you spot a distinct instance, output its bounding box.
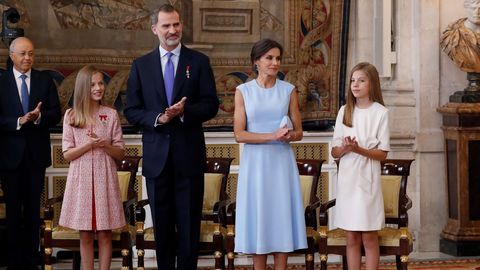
[117,171,131,202]
[52,225,136,241]
[144,227,155,241]
[142,221,228,243]
[327,227,413,247]
[200,221,227,242]
[203,173,223,212]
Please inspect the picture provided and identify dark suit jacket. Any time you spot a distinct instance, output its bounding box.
[125,45,219,178]
[0,68,61,170]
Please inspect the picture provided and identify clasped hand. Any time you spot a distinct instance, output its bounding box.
[87,130,106,148]
[158,97,187,124]
[342,136,358,153]
[274,125,294,142]
[19,102,42,125]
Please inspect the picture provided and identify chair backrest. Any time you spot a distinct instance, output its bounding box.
[116,155,142,225]
[116,155,142,194]
[297,159,325,209]
[203,157,234,212]
[380,159,414,227]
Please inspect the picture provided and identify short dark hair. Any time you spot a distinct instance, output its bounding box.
[250,38,283,73]
[150,4,179,25]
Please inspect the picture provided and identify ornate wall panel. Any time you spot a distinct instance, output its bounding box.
[206,144,240,165]
[52,145,69,168]
[292,142,329,162]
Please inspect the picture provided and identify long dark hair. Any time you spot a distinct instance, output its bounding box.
[250,38,283,73]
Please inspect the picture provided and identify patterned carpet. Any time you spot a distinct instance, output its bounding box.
[197,258,480,270]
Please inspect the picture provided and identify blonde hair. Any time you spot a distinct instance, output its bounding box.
[343,62,384,127]
[69,65,104,128]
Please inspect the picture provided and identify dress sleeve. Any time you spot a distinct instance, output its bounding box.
[376,109,390,151]
[111,111,125,149]
[62,109,75,152]
[332,106,345,148]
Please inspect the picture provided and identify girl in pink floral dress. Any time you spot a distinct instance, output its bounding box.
[59,65,126,270]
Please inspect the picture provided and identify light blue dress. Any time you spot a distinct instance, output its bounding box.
[234,79,307,254]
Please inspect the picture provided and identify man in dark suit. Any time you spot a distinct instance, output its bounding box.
[124,4,218,270]
[0,37,61,270]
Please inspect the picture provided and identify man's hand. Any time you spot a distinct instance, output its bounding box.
[158,97,187,124]
[19,102,42,125]
[165,97,187,118]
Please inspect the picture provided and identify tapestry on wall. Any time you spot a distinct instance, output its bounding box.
[203,0,351,130]
[0,0,350,132]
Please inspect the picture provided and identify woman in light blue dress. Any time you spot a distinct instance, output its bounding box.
[233,38,307,270]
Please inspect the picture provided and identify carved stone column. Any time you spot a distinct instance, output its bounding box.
[437,103,480,256]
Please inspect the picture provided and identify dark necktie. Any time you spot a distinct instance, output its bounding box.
[164,52,174,105]
[20,74,29,113]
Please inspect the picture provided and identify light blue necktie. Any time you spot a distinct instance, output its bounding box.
[20,74,29,113]
[164,52,174,105]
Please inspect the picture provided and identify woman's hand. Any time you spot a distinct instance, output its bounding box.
[274,127,291,141]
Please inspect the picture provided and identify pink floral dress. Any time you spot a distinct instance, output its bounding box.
[59,105,126,231]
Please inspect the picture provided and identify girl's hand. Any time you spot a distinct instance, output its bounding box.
[342,136,358,153]
[87,131,107,148]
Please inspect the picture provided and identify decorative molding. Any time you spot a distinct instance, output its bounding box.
[49,0,150,30]
[193,0,260,44]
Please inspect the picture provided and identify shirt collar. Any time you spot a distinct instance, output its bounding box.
[159,43,181,58]
[12,67,32,79]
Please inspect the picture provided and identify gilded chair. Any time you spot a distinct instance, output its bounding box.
[135,157,235,270]
[43,155,142,270]
[224,159,325,270]
[318,159,414,270]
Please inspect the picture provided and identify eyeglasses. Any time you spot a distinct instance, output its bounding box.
[10,51,34,58]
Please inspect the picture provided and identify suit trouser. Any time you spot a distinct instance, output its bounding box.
[146,153,204,270]
[1,153,45,269]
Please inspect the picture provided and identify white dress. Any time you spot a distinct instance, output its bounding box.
[332,102,390,231]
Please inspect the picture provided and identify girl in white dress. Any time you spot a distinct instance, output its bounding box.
[331,62,390,270]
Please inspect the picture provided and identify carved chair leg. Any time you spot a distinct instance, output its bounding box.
[213,232,224,270]
[320,258,327,270]
[397,255,408,270]
[305,252,315,270]
[137,249,145,270]
[305,236,315,270]
[72,252,81,270]
[129,247,133,270]
[121,248,130,270]
[226,233,235,270]
[342,255,348,270]
[44,247,53,270]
